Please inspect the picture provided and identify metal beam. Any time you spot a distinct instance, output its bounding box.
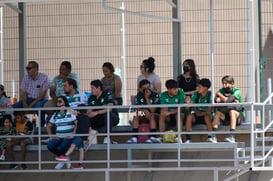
[5,3,22,14]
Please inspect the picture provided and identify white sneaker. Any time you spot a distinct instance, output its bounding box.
[184,140,191,144]
[41,138,51,144]
[225,136,235,143]
[127,137,137,144]
[0,155,5,160]
[66,157,71,168]
[149,136,162,143]
[103,137,118,144]
[207,136,217,143]
[55,162,65,169]
[175,137,183,144]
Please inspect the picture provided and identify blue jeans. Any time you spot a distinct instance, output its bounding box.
[12,98,47,127]
[47,138,74,156]
[72,136,84,149]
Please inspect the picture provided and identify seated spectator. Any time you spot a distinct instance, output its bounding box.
[6,111,33,170]
[127,79,160,144]
[208,75,245,143]
[0,84,12,122]
[46,96,77,169]
[44,61,80,108]
[0,114,16,161]
[101,62,123,105]
[177,59,200,97]
[55,104,92,170]
[185,78,213,143]
[87,80,119,144]
[137,57,161,94]
[12,61,50,127]
[64,78,87,108]
[159,79,185,143]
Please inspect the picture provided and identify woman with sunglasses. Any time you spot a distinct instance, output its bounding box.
[0,84,12,123]
[137,57,161,94]
[46,95,77,169]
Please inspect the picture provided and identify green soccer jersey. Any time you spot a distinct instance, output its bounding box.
[87,91,118,115]
[219,87,243,103]
[160,89,185,110]
[191,91,212,112]
[135,91,160,105]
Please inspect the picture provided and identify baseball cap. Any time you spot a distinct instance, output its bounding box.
[198,78,211,88]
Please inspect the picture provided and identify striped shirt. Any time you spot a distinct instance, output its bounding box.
[49,111,76,138]
[64,91,87,108]
[21,72,50,100]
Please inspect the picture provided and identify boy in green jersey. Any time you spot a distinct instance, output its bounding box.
[185,78,213,143]
[159,79,185,143]
[208,75,244,143]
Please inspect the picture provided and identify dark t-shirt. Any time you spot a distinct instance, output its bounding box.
[177,74,200,95]
[76,114,91,140]
[87,91,118,115]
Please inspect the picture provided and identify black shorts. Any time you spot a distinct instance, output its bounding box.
[194,116,206,125]
[221,112,245,126]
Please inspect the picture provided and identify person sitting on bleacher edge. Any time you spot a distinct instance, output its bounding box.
[159,79,185,143]
[87,80,119,144]
[127,79,160,144]
[208,75,244,143]
[185,78,213,143]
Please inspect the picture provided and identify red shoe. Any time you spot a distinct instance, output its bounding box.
[72,163,84,169]
[56,155,68,161]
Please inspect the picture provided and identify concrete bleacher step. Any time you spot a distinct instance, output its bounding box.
[256,136,273,142]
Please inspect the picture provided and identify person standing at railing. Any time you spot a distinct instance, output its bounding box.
[137,57,161,94]
[6,111,33,170]
[12,61,50,127]
[101,62,123,105]
[158,79,186,143]
[127,79,160,144]
[87,79,119,144]
[46,96,77,170]
[208,75,245,143]
[185,78,213,143]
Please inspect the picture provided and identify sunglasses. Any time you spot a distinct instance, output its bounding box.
[57,100,63,104]
[26,66,33,70]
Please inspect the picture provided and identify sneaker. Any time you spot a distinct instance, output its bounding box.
[72,163,84,170]
[225,135,235,143]
[9,164,18,170]
[127,137,138,144]
[103,137,118,144]
[184,139,191,144]
[55,162,65,169]
[207,136,217,143]
[21,164,27,170]
[0,154,5,160]
[145,139,153,143]
[149,136,162,143]
[56,155,68,161]
[41,138,51,144]
[66,157,71,169]
[175,137,183,144]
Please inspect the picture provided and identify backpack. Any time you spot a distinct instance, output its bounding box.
[138,123,150,143]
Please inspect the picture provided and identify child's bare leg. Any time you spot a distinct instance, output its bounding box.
[79,148,84,162]
[65,144,76,156]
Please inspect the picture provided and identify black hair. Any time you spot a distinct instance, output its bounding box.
[61,61,72,71]
[222,75,234,84]
[0,85,8,98]
[165,79,178,89]
[198,78,211,88]
[65,78,78,90]
[14,111,25,117]
[102,62,115,73]
[90,79,103,90]
[28,61,39,70]
[77,104,87,114]
[3,114,13,124]
[142,57,155,73]
[139,79,150,89]
[183,59,197,75]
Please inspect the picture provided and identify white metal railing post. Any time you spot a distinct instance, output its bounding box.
[268,78,272,123]
[251,103,255,169]
[106,106,110,181]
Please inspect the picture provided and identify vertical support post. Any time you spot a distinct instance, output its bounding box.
[172,0,181,78]
[268,78,272,122]
[120,2,127,105]
[0,6,3,84]
[213,169,218,181]
[18,3,27,99]
[210,0,215,104]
